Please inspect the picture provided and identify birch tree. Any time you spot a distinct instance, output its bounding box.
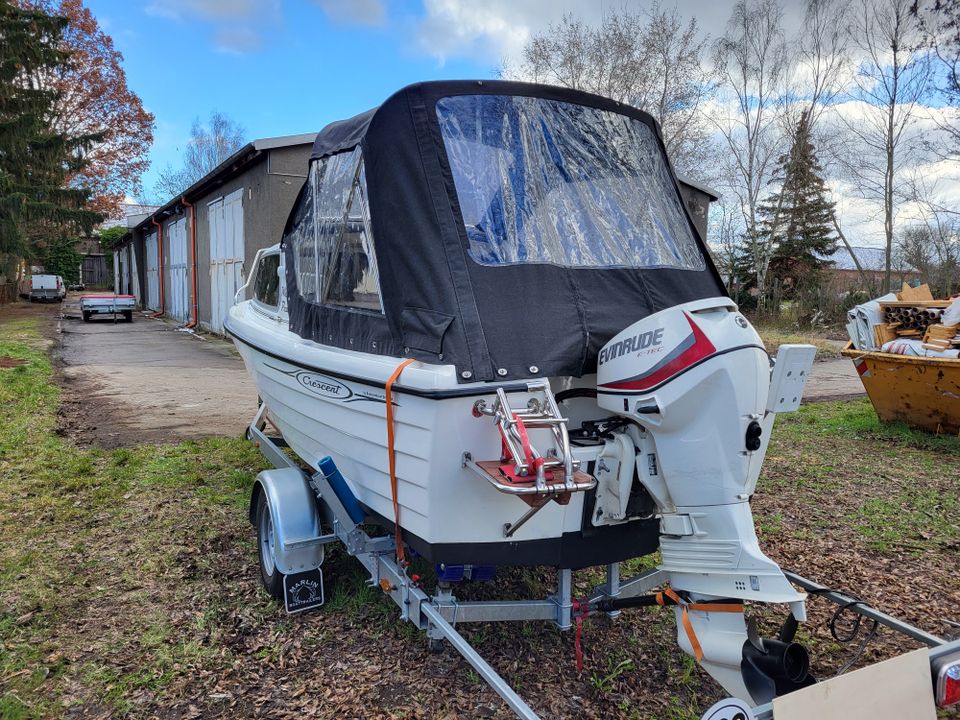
[154,112,246,200]
[510,5,715,176]
[840,0,932,292]
[712,0,789,304]
[911,0,960,159]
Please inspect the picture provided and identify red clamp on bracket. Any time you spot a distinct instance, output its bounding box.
[513,416,535,470]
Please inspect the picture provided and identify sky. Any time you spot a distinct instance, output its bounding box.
[90,0,803,198]
[88,0,508,198]
[88,0,957,246]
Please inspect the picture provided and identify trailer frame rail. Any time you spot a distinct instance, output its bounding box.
[245,404,960,720]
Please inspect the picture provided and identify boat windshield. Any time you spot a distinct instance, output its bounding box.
[436,94,705,271]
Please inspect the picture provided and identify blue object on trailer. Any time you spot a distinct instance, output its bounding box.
[318,456,366,524]
[436,564,497,582]
[437,563,465,582]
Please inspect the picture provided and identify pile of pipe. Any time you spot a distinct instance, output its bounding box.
[884,307,942,333]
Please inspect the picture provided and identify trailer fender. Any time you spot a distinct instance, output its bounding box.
[249,468,324,575]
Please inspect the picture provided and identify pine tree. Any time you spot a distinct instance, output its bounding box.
[756,111,837,300]
[0,1,102,258]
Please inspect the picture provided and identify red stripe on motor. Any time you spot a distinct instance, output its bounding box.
[599,314,717,391]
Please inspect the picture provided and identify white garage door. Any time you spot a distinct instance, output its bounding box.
[118,246,129,295]
[130,243,141,302]
[168,217,189,322]
[209,189,244,333]
[145,231,159,311]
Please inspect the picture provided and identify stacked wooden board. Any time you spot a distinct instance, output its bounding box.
[875,283,959,349]
[922,323,960,352]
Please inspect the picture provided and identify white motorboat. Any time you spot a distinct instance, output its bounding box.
[227,80,820,703]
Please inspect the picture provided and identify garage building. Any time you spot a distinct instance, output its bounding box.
[115,133,315,333]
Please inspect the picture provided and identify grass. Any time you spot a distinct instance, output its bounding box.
[0,315,270,718]
[753,325,842,359]
[778,400,960,451]
[757,400,960,555]
[1,312,958,719]
[763,401,960,552]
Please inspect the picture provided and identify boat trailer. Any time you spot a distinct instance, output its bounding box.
[245,403,960,719]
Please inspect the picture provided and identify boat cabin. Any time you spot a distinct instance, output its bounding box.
[273,80,726,383]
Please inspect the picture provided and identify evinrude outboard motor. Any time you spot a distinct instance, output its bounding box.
[596,296,817,704]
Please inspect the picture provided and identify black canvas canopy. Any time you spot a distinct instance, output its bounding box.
[283,80,727,383]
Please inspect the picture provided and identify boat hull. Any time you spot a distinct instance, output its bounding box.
[227,308,659,567]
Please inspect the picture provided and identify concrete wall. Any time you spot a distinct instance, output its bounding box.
[122,142,312,329]
[192,144,310,331]
[268,144,311,177]
[677,182,713,243]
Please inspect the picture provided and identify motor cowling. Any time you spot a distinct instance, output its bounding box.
[596,296,770,507]
[595,297,817,705]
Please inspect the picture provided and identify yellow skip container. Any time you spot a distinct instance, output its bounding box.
[841,342,960,435]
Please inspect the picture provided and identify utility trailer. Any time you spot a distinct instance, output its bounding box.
[79,294,136,323]
[244,405,960,720]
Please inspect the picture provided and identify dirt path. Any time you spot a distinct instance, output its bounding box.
[804,355,865,402]
[52,293,258,447]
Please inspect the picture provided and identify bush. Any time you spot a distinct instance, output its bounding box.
[41,237,82,284]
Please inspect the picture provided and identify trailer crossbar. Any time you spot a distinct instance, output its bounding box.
[784,570,947,647]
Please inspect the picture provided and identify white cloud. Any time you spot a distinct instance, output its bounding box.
[214,26,262,54]
[413,0,540,65]
[314,0,386,27]
[410,0,805,66]
[145,0,264,21]
[143,2,181,20]
[142,0,280,53]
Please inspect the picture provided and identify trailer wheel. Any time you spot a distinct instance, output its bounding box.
[123,311,133,323]
[255,492,285,601]
[82,311,90,322]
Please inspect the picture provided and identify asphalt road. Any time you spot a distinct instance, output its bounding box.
[803,354,866,402]
[56,294,258,446]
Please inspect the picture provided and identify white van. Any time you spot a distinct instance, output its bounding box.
[29,274,63,303]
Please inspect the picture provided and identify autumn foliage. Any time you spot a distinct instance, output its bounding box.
[18,0,155,219]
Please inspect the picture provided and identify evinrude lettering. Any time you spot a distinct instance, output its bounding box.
[599,327,665,365]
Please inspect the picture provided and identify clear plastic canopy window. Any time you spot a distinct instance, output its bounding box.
[287,146,384,313]
[436,95,706,271]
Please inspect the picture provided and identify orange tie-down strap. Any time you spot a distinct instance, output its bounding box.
[385,358,416,564]
[657,587,744,662]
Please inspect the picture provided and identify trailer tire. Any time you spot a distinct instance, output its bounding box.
[123,311,133,323]
[82,311,91,322]
[255,492,286,601]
